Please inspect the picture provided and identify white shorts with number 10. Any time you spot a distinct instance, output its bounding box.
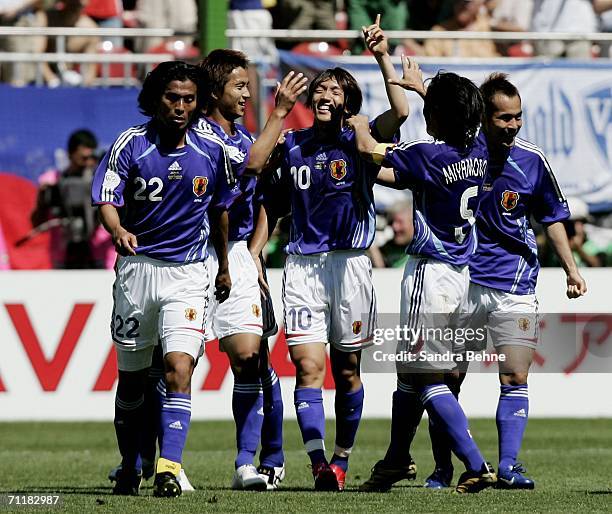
[282,251,376,352]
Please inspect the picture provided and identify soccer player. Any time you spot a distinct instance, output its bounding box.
[92,61,235,497]
[197,49,307,490]
[467,73,587,488]
[255,19,410,491]
[350,63,497,494]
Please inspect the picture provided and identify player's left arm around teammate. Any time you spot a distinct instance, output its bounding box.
[545,221,587,299]
[209,208,231,303]
[244,71,308,175]
[347,114,396,180]
[364,14,409,140]
[98,204,137,256]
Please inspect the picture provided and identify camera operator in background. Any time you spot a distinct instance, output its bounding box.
[31,128,114,269]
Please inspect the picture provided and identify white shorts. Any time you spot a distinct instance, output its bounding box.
[205,241,263,342]
[282,251,376,352]
[112,255,208,371]
[398,257,471,371]
[468,282,539,349]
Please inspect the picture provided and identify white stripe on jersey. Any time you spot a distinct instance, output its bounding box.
[515,138,566,202]
[391,138,434,153]
[102,125,147,202]
[191,127,235,186]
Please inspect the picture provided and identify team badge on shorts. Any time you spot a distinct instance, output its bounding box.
[352,321,362,335]
[185,308,197,321]
[517,317,530,332]
[501,190,519,211]
[252,304,261,318]
[193,176,209,197]
[330,159,347,180]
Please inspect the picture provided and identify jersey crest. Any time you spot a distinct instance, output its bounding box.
[501,190,519,211]
[330,159,347,180]
[193,176,209,197]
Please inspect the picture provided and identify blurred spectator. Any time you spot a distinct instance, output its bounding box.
[30,129,113,269]
[44,0,101,86]
[347,0,408,54]
[594,0,612,57]
[531,0,597,58]
[0,0,45,85]
[135,0,197,51]
[398,0,454,55]
[564,197,612,267]
[370,199,414,268]
[424,0,500,57]
[272,0,335,50]
[228,0,278,64]
[488,0,534,55]
[83,0,123,47]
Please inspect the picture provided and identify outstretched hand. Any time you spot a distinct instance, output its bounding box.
[388,54,426,97]
[274,71,308,117]
[363,14,389,57]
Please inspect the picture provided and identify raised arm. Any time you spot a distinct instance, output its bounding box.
[545,221,587,299]
[363,14,409,140]
[244,71,308,175]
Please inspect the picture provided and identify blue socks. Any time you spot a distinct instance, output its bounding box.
[331,385,364,471]
[232,377,264,468]
[384,380,424,465]
[159,392,191,464]
[295,387,326,466]
[260,367,285,468]
[497,384,529,470]
[421,384,485,473]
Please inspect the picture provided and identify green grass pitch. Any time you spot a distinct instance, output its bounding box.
[0,419,610,513]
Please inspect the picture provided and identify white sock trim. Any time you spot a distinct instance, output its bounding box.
[305,439,325,453]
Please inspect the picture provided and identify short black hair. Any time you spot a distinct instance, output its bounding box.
[137,61,201,118]
[480,72,521,118]
[423,71,483,149]
[198,49,249,108]
[306,67,362,118]
[67,129,97,154]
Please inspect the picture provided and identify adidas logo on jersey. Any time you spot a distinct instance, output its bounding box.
[168,160,182,171]
[296,402,309,411]
[169,420,183,430]
[513,408,527,418]
[315,152,327,161]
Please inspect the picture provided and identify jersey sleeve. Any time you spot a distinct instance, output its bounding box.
[531,156,570,224]
[91,130,133,206]
[382,141,430,189]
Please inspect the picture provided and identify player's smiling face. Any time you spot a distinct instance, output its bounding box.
[485,93,523,148]
[157,79,197,131]
[312,78,345,123]
[217,66,250,120]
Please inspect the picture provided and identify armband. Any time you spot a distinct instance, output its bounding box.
[372,143,393,165]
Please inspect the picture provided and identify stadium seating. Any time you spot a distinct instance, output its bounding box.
[292,42,344,57]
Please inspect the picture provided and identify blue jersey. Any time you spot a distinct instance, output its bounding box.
[91,122,234,263]
[197,117,256,242]
[469,135,570,294]
[263,121,387,255]
[382,137,488,266]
